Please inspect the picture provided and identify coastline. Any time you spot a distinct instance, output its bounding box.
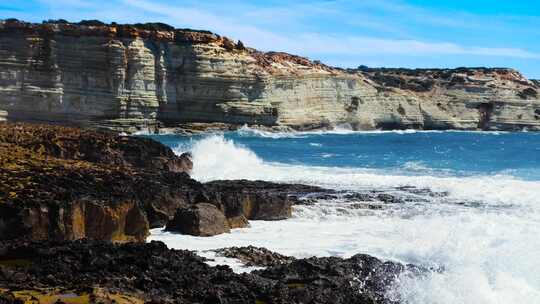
[0,121,422,303]
[1,121,539,303]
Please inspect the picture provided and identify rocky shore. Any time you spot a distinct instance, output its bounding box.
[0,122,429,303]
[1,19,539,132]
[0,240,421,304]
[0,122,330,241]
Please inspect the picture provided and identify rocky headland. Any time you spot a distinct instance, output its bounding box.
[1,19,539,132]
[0,122,427,303]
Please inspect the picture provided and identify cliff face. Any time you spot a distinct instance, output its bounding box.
[1,20,539,131]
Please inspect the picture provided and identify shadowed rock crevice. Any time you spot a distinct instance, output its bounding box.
[478,103,494,130]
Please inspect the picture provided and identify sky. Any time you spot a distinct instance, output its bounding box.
[2,0,540,78]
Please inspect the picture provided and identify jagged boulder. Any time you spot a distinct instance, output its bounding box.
[0,123,191,173]
[0,123,351,240]
[165,203,231,236]
[202,180,326,221]
[255,254,423,304]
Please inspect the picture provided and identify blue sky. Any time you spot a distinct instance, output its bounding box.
[2,0,540,78]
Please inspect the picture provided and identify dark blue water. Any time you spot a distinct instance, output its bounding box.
[146,129,540,180]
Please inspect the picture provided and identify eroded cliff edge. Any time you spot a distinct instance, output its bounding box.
[1,19,539,132]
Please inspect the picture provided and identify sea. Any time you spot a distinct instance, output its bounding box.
[145,126,540,303]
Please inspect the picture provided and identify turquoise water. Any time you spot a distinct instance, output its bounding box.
[146,128,540,303]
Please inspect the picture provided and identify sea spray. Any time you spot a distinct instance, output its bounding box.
[147,130,540,303]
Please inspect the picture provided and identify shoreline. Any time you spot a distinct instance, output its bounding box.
[1,121,539,303]
[0,121,422,303]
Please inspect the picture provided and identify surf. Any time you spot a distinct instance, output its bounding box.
[147,130,540,303]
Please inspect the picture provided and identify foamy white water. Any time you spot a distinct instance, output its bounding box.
[152,134,540,303]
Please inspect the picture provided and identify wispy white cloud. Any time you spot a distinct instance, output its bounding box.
[291,34,540,58]
[118,0,540,60]
[10,0,538,75]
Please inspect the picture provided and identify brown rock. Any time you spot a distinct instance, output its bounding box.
[0,123,190,174]
[203,180,325,221]
[165,203,230,236]
[0,123,193,242]
[0,123,337,240]
[165,152,193,174]
[226,215,250,229]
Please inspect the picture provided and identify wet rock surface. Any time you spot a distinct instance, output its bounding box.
[203,180,329,221]
[254,254,422,304]
[296,186,449,206]
[214,246,296,267]
[0,240,418,304]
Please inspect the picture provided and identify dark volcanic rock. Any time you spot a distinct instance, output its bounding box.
[0,240,257,303]
[255,254,422,304]
[0,240,417,304]
[160,180,327,236]
[166,203,231,236]
[203,180,328,221]
[214,246,296,267]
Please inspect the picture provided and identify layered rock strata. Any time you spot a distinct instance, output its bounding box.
[1,20,539,132]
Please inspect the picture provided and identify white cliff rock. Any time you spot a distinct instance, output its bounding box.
[0,20,539,132]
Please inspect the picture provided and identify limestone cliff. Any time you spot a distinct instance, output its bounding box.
[1,19,539,131]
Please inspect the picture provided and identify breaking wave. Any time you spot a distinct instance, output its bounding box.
[150,132,540,303]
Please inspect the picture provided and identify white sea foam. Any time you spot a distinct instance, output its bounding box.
[234,125,515,138]
[401,161,431,172]
[150,134,540,303]
[237,125,305,138]
[189,135,540,208]
[236,125,425,138]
